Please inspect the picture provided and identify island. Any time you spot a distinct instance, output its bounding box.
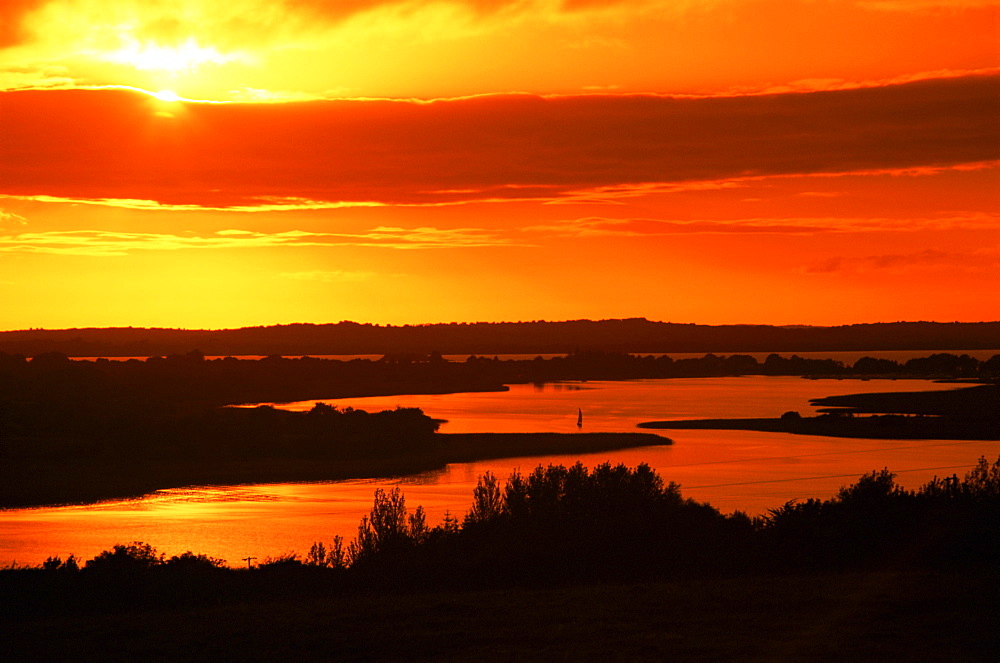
[639,383,1000,440]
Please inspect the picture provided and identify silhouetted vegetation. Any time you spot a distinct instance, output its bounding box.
[5,459,999,660]
[1,349,996,422]
[1,349,996,445]
[2,348,996,508]
[4,458,998,617]
[2,319,999,356]
[642,383,1000,440]
[342,458,1000,587]
[0,398,450,508]
[0,370,668,507]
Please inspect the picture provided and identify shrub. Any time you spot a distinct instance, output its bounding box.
[84,542,162,574]
[42,555,79,573]
[306,536,347,569]
[164,551,226,571]
[347,487,425,565]
[464,471,504,526]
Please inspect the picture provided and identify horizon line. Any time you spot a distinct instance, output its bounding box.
[2,319,999,335]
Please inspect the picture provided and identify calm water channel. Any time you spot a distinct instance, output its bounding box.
[3,376,999,568]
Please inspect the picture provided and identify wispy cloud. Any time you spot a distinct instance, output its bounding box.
[743,67,1000,97]
[806,247,1000,274]
[529,212,1000,237]
[527,217,834,237]
[859,0,999,11]
[0,208,27,227]
[5,0,988,54]
[0,194,384,212]
[797,191,843,198]
[547,161,999,205]
[0,0,675,72]
[0,227,522,256]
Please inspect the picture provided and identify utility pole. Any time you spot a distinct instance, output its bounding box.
[242,556,257,570]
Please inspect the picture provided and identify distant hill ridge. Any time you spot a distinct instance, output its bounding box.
[1,319,998,357]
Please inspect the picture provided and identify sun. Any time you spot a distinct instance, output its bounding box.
[152,89,182,102]
[108,37,239,73]
[98,36,251,100]
[92,33,255,101]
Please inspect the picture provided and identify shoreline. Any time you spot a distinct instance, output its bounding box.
[640,383,1000,440]
[638,415,1000,440]
[0,432,670,510]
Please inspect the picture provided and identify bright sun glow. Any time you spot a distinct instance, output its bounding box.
[2,0,998,330]
[153,89,181,102]
[106,37,241,73]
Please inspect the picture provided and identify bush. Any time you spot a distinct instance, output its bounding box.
[348,487,427,565]
[84,542,162,574]
[164,551,226,571]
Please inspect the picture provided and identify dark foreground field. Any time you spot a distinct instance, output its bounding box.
[4,569,997,662]
[6,459,999,661]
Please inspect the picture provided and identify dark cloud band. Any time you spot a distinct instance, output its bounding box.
[1,74,997,207]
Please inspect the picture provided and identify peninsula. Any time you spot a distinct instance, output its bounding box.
[639,384,1000,440]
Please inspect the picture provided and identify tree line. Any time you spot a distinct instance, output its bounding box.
[4,457,998,619]
[2,350,997,415]
[2,319,999,357]
[2,348,995,464]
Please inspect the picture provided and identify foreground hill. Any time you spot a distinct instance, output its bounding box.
[5,460,999,660]
[2,319,999,357]
[4,570,996,661]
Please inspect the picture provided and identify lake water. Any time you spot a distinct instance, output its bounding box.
[3,376,998,568]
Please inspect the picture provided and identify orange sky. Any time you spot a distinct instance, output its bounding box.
[1,0,998,330]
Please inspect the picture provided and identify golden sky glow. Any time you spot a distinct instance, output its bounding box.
[1,0,998,329]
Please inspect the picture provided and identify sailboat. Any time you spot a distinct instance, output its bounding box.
[577,408,583,428]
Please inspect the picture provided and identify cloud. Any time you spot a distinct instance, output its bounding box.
[0,193,384,213]
[746,67,1000,97]
[0,227,520,256]
[859,0,999,10]
[0,0,39,47]
[1,74,997,209]
[530,210,1000,238]
[0,209,28,228]
[7,1,991,56]
[4,0,657,55]
[528,217,834,237]
[806,247,1000,274]
[21,0,971,54]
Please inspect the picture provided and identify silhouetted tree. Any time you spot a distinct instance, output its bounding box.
[164,551,226,571]
[348,487,423,564]
[464,471,504,526]
[42,555,79,573]
[84,542,162,574]
[854,356,900,374]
